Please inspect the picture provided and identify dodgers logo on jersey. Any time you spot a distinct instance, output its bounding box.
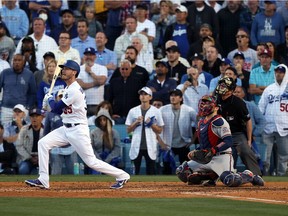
[64,93,68,99]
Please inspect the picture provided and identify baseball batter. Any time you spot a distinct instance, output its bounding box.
[25,60,130,189]
[176,95,264,187]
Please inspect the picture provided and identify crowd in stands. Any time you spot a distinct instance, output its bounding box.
[0,0,287,177]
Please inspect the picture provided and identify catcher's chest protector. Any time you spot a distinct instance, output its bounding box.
[197,115,221,149]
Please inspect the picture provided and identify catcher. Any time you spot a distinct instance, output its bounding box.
[176,95,264,187]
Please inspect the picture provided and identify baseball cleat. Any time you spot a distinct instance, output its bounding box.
[25,179,46,189]
[252,175,265,186]
[110,179,129,189]
[202,180,216,187]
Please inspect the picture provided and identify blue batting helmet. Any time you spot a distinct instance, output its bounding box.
[59,60,80,77]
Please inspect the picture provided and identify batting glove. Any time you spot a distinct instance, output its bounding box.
[145,116,156,128]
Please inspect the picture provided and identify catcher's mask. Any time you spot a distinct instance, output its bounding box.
[198,95,217,117]
[215,76,236,95]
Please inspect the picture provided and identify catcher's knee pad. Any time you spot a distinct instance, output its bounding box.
[176,161,192,183]
[220,171,242,187]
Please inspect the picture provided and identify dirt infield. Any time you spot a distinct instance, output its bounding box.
[0,181,287,205]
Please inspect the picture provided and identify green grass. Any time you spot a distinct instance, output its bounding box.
[0,175,287,216]
[0,197,287,216]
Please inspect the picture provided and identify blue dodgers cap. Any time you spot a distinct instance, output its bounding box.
[191,53,204,61]
[155,60,168,68]
[221,58,232,66]
[84,47,96,55]
[59,60,80,73]
[274,64,286,73]
[233,51,245,60]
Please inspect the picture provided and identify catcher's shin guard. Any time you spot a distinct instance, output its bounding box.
[220,171,242,187]
[176,161,192,183]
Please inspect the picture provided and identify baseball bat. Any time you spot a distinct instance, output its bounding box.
[48,58,65,95]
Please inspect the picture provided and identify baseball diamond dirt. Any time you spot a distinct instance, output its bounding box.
[0,182,287,205]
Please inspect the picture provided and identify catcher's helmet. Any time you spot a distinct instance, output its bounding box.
[215,76,236,95]
[59,60,80,77]
[198,95,217,117]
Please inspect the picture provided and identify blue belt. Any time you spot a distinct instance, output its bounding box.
[63,123,80,128]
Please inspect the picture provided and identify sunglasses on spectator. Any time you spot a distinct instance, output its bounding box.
[236,35,247,38]
[120,68,129,71]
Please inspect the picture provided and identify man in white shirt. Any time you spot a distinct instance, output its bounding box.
[114,16,148,64]
[77,47,107,117]
[53,31,81,64]
[16,18,58,70]
[135,4,156,59]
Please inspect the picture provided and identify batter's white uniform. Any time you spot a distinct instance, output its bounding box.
[38,81,130,188]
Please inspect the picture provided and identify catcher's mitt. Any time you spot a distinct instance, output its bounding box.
[188,149,215,164]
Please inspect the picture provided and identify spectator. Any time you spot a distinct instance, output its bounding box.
[0,21,16,62]
[151,0,176,59]
[130,36,154,74]
[0,123,17,174]
[239,0,263,33]
[0,54,37,124]
[85,5,103,38]
[20,36,38,73]
[177,66,209,113]
[165,45,188,83]
[249,49,275,104]
[276,0,288,26]
[108,60,142,124]
[152,98,164,109]
[258,64,288,176]
[135,4,156,60]
[147,60,177,105]
[28,0,61,31]
[52,31,81,64]
[277,26,288,65]
[209,57,237,94]
[34,51,55,89]
[160,40,190,67]
[16,18,58,70]
[44,89,77,175]
[15,108,44,175]
[227,28,258,72]
[88,100,114,127]
[187,0,219,40]
[104,2,132,50]
[95,32,117,84]
[266,41,280,64]
[90,108,122,170]
[114,16,148,64]
[0,0,29,45]
[215,76,262,176]
[163,5,195,58]
[50,9,78,44]
[203,46,222,77]
[251,1,285,47]
[233,86,266,170]
[71,18,96,61]
[110,46,149,87]
[3,104,28,144]
[77,47,107,117]
[37,59,66,109]
[218,0,244,56]
[233,51,251,99]
[187,23,223,61]
[126,87,164,175]
[252,42,278,69]
[159,89,197,174]
[181,53,213,88]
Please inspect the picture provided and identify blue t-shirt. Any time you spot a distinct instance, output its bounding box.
[172,24,189,58]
